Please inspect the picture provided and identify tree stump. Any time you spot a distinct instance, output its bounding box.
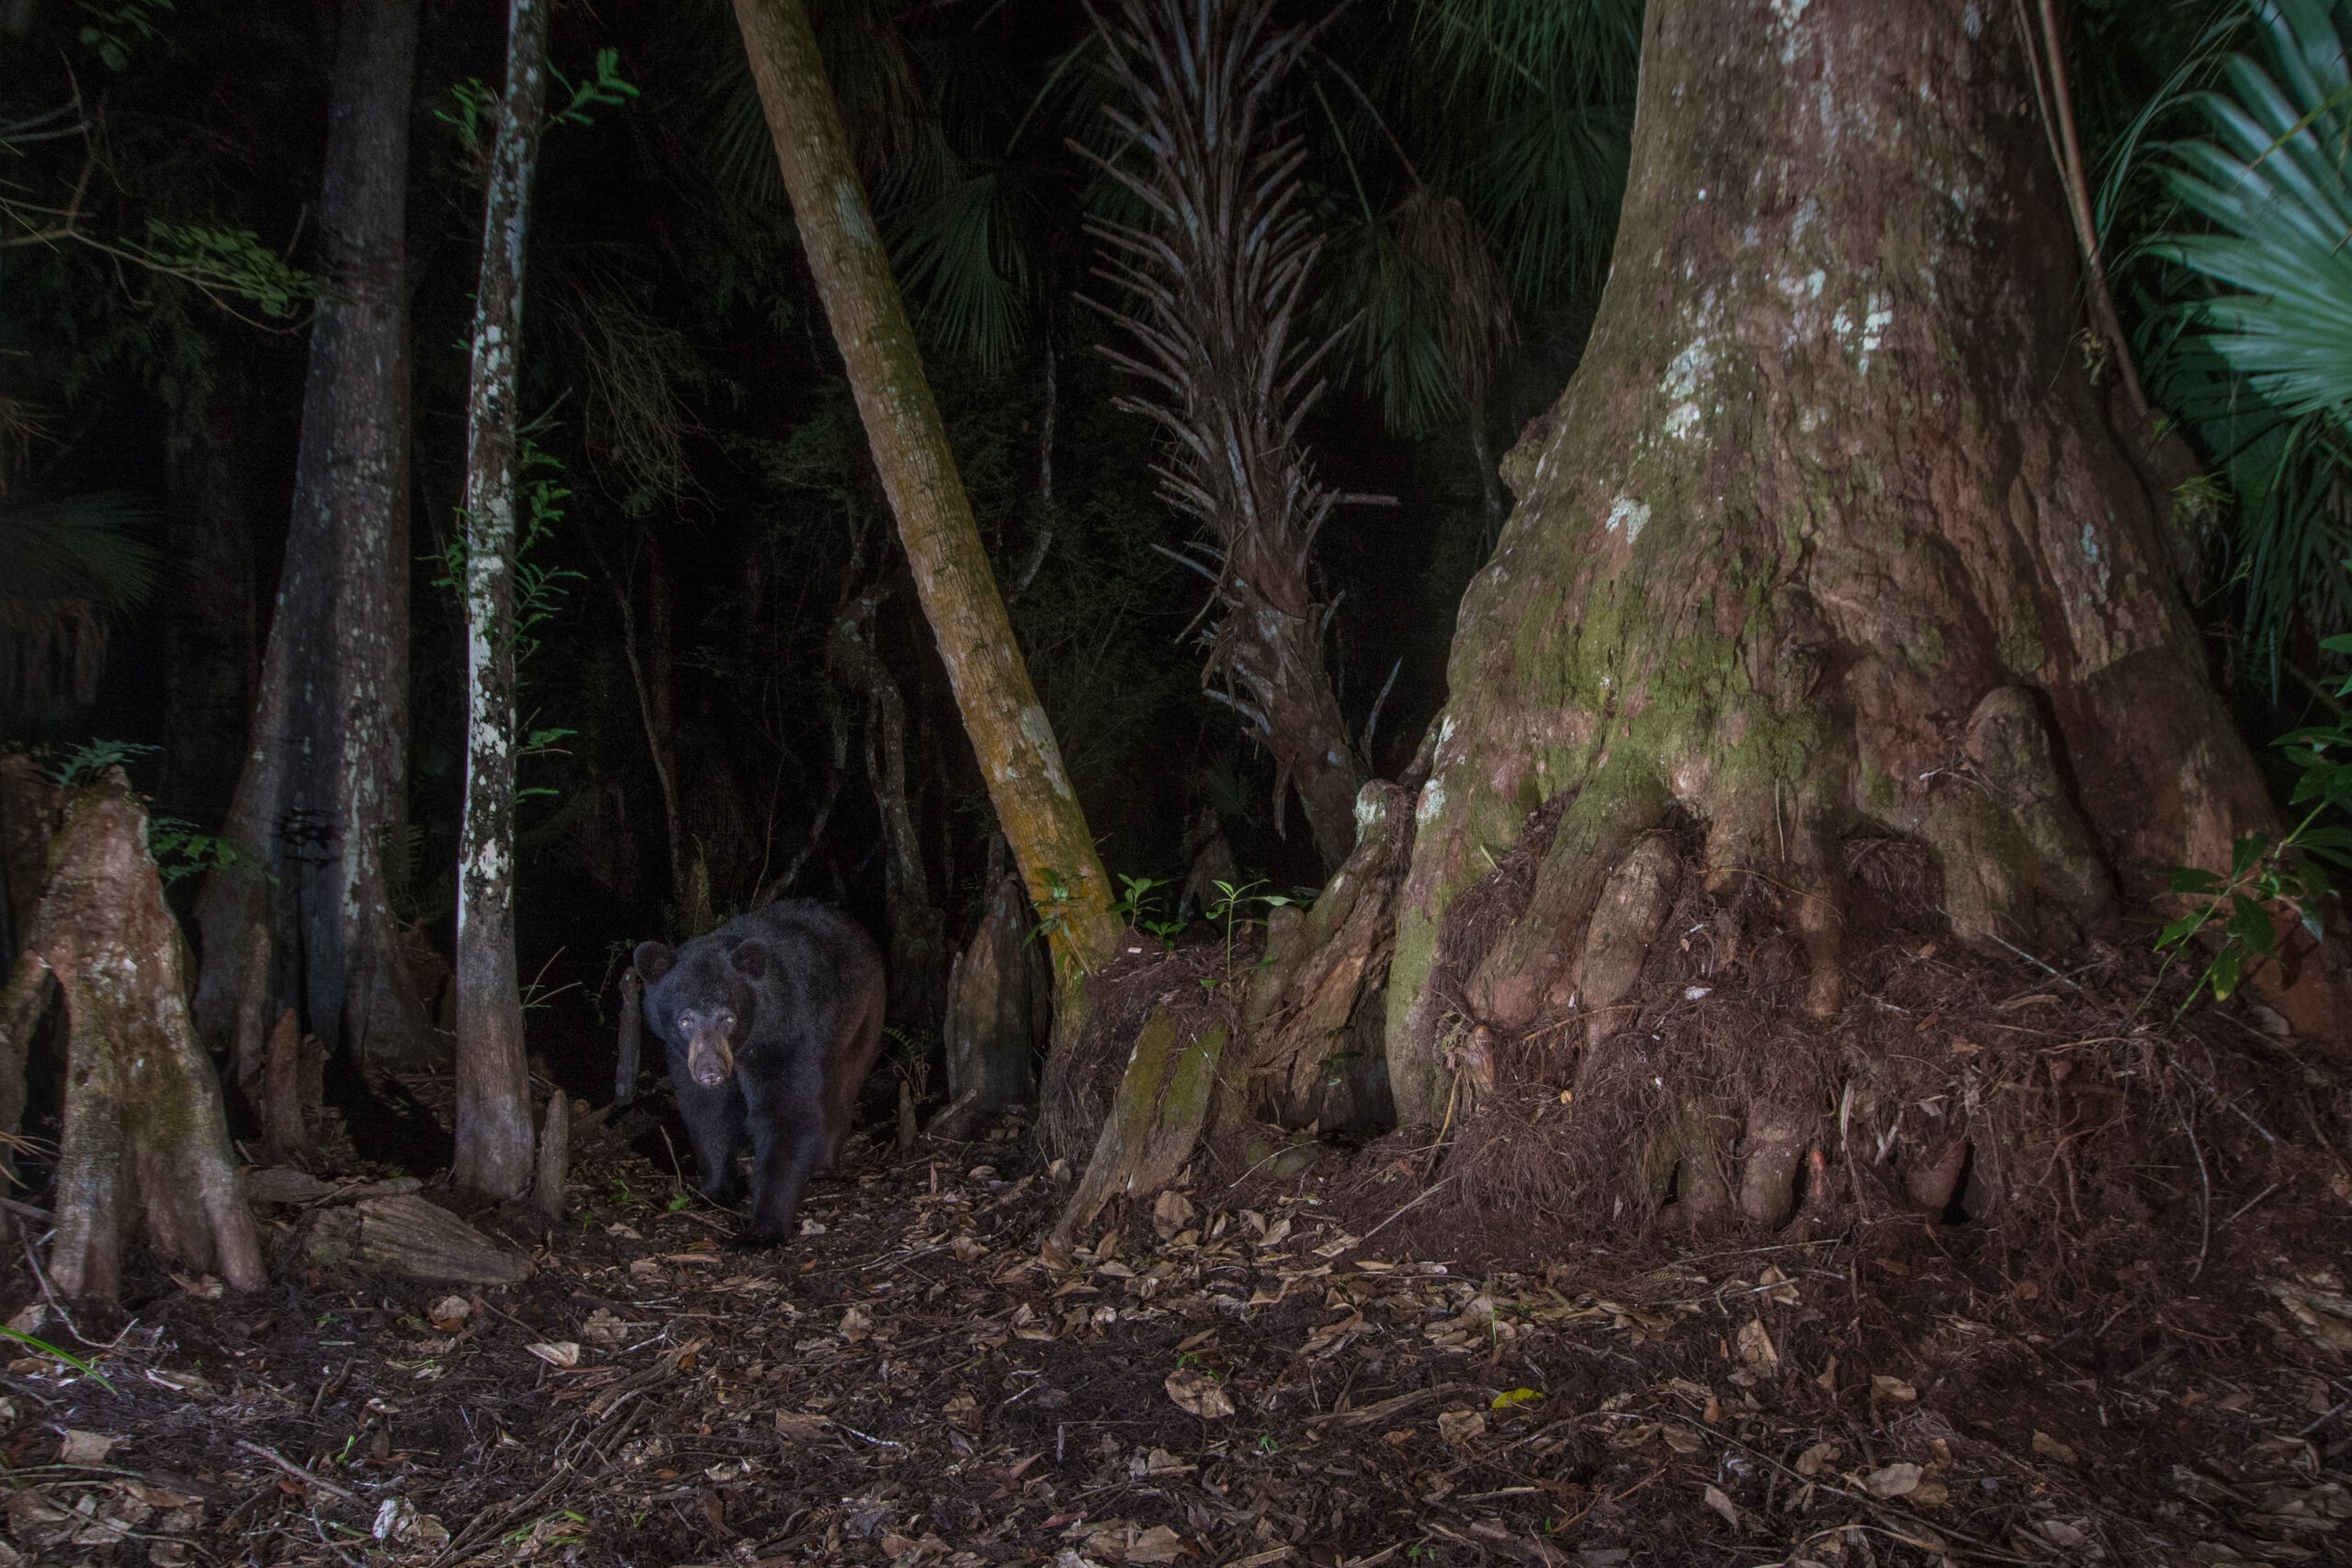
[931,876,1050,1141]
[532,1092,569,1225]
[0,769,262,1300]
[1049,1006,1227,1250]
[260,1009,320,1168]
[614,968,643,1107]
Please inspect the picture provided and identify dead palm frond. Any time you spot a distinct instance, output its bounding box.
[1076,0,1367,862]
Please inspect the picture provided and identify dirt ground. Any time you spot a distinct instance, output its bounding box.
[0,992,2346,1568]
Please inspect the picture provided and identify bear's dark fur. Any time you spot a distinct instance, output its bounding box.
[633,900,886,1243]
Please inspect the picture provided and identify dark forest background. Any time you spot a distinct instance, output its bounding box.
[4,0,2342,1061]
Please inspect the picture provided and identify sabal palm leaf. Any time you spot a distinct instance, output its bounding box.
[2141,0,2352,686]
[2150,0,2352,429]
[887,161,1051,372]
[0,492,157,707]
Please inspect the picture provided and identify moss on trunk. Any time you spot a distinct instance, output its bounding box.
[1388,0,2318,1149]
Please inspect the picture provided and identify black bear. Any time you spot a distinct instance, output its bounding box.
[633,900,886,1242]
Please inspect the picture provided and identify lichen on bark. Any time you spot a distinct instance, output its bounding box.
[1387,0,2300,1136]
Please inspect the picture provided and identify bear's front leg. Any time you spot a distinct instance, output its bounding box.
[739,1103,825,1244]
[673,1072,749,1207]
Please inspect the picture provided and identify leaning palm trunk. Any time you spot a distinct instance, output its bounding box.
[194,0,431,1070]
[730,0,1120,985]
[1080,0,1364,871]
[450,0,553,1201]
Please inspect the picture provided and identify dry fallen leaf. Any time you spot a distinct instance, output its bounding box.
[2032,1429,2077,1465]
[1126,1524,1187,1564]
[1437,1409,1486,1444]
[1864,1462,1921,1498]
[1702,1483,1740,1529]
[1164,1366,1234,1419]
[525,1341,581,1368]
[579,1309,629,1347]
[1870,1374,1917,1403]
[774,1412,830,1441]
[1736,1318,1780,1372]
[952,1235,988,1263]
[1794,1440,1839,1477]
[1151,1190,1196,1240]
[57,1430,114,1466]
[838,1305,874,1343]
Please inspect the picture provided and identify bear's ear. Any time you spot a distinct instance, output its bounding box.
[633,942,677,985]
[729,940,769,981]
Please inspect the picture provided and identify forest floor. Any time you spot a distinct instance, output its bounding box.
[0,1043,2346,1568]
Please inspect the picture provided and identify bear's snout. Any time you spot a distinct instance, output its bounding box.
[687,1033,734,1087]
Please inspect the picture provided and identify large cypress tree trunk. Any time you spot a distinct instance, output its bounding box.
[194,0,433,1070]
[730,0,1121,983]
[450,0,553,1201]
[1386,0,2323,1143]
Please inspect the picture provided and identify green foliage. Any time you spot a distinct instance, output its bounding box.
[435,445,586,666]
[1204,877,1296,981]
[2135,0,2352,685]
[439,48,637,156]
[42,738,156,789]
[135,221,312,319]
[146,815,252,886]
[1111,873,1187,945]
[2155,632,2352,1007]
[77,0,173,73]
[0,1324,114,1391]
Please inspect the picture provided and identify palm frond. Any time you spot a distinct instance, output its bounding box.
[2141,0,2352,685]
[1407,0,1642,107]
[0,492,157,707]
[2149,0,2352,429]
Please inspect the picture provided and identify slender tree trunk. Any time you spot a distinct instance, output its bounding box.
[829,592,949,1035]
[730,0,1120,981]
[161,350,259,828]
[450,0,553,1201]
[1385,0,2327,1171]
[194,0,432,1069]
[3,771,263,1301]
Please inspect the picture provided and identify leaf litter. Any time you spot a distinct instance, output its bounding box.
[0,1083,2338,1568]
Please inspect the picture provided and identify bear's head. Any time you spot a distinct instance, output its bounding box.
[634,936,775,1088]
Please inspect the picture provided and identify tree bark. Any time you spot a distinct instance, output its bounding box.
[933,874,1052,1140]
[730,0,1121,984]
[1385,0,2315,1142]
[829,591,949,1037]
[614,967,642,1107]
[450,0,553,1201]
[194,0,432,1071]
[3,771,263,1301]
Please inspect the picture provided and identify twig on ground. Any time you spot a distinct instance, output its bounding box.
[233,1440,363,1505]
